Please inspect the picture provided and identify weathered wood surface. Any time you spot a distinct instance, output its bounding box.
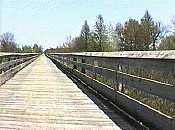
[48,52,175,130]
[50,50,175,59]
[0,54,38,86]
[0,55,120,130]
[49,53,175,101]
[0,52,38,56]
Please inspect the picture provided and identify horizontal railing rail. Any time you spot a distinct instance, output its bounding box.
[47,51,175,130]
[0,53,39,85]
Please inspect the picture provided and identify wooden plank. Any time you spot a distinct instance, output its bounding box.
[0,55,120,130]
[0,57,37,85]
[116,71,175,101]
[65,60,175,101]
[49,50,175,59]
[0,53,38,57]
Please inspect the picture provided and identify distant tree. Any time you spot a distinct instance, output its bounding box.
[72,37,84,52]
[140,10,154,50]
[49,11,168,52]
[33,44,43,53]
[80,20,90,51]
[158,35,175,50]
[46,38,73,53]
[158,19,175,50]
[115,23,124,50]
[141,10,167,50]
[120,10,167,51]
[151,22,168,50]
[122,19,145,50]
[107,24,118,51]
[94,15,108,51]
[22,45,33,53]
[88,32,100,52]
[0,32,19,52]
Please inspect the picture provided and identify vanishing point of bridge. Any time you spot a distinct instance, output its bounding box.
[0,52,175,130]
[0,55,121,130]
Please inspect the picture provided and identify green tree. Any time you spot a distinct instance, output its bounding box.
[122,19,145,50]
[115,23,124,50]
[22,45,33,53]
[72,37,84,52]
[94,15,108,51]
[88,32,101,52]
[120,10,166,51]
[80,20,90,51]
[107,24,118,51]
[140,10,154,50]
[33,44,43,53]
[141,10,166,50]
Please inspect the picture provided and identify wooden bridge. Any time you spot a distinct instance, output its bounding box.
[0,51,175,130]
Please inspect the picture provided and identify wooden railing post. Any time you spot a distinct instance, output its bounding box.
[73,57,77,70]
[81,58,86,74]
[0,53,39,85]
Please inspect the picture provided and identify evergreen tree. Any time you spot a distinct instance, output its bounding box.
[94,15,108,51]
[108,24,118,51]
[80,20,90,51]
[141,10,165,50]
[33,44,43,53]
[141,10,155,50]
[115,23,124,50]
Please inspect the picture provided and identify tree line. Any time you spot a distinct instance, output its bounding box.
[46,10,174,53]
[1,10,175,53]
[0,32,43,53]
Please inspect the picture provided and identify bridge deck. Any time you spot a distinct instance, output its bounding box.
[0,55,120,130]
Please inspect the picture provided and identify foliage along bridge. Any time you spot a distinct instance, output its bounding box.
[0,51,174,130]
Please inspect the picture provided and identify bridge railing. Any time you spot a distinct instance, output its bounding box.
[47,51,175,130]
[0,53,39,85]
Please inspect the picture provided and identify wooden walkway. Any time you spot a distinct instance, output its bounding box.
[0,55,120,130]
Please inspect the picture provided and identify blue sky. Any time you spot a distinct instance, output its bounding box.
[1,0,175,49]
